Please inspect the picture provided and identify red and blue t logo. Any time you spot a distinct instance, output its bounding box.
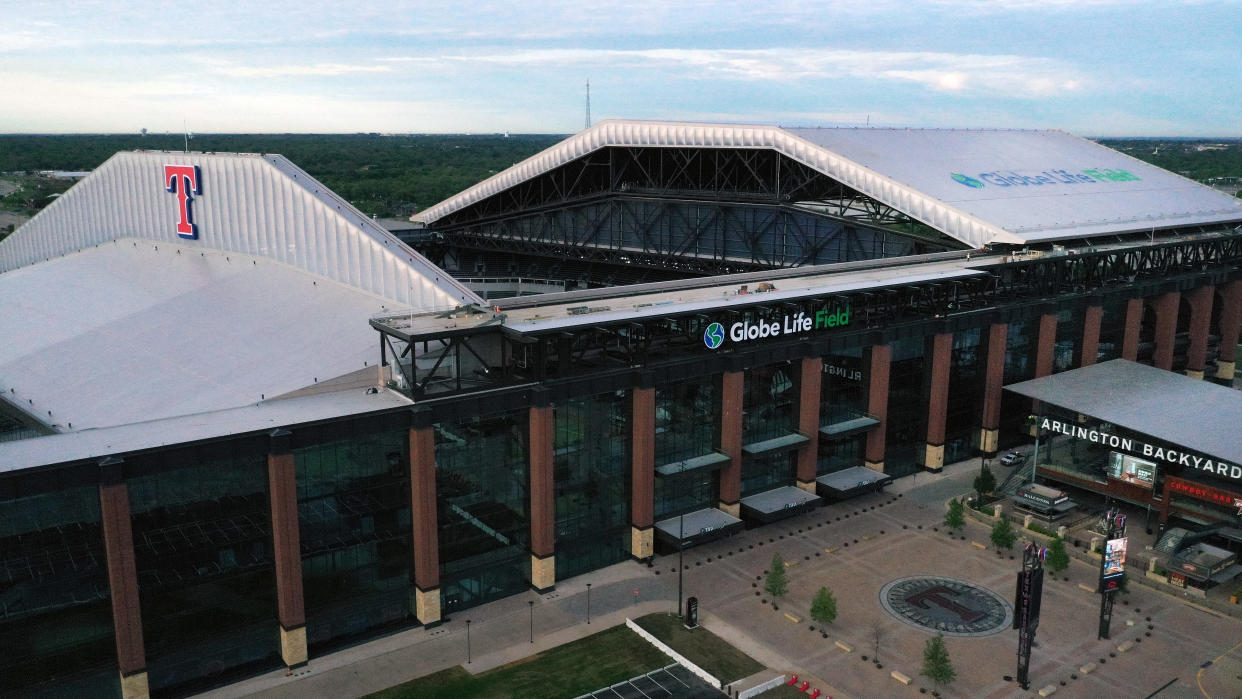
[163,164,202,239]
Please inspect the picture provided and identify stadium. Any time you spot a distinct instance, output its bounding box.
[2,120,1242,698]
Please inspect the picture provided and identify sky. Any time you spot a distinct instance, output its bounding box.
[1,0,1239,136]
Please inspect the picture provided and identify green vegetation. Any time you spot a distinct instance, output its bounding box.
[810,586,837,625]
[765,554,789,605]
[1045,536,1070,574]
[921,633,956,687]
[364,624,666,699]
[944,498,966,533]
[973,465,996,504]
[0,175,75,216]
[633,613,764,682]
[991,517,1017,551]
[0,133,564,218]
[1028,522,1056,537]
[1098,139,1242,184]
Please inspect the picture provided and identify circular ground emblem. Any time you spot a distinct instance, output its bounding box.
[880,576,1012,637]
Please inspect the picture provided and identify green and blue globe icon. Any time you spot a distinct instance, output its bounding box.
[951,173,985,189]
[703,322,725,349]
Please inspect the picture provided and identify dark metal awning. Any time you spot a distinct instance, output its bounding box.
[741,486,821,515]
[819,416,880,440]
[742,432,810,456]
[655,451,731,477]
[654,508,744,546]
[816,466,892,494]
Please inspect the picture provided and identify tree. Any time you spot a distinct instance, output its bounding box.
[765,553,788,605]
[991,516,1017,551]
[810,586,837,625]
[973,464,997,503]
[944,498,966,532]
[921,633,956,687]
[1046,536,1070,575]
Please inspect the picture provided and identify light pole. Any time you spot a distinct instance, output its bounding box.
[466,619,472,664]
[1030,412,1043,486]
[528,600,534,643]
[586,583,592,624]
[677,512,685,618]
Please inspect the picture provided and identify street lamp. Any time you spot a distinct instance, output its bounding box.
[466,619,472,664]
[586,583,592,624]
[528,600,534,643]
[678,512,686,618]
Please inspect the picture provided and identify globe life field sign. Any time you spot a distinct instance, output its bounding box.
[704,305,851,350]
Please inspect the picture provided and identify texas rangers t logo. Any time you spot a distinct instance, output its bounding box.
[163,164,202,239]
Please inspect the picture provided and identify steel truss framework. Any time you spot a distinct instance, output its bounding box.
[422,147,957,277]
[376,228,1242,401]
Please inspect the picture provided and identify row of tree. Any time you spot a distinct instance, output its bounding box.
[762,552,956,688]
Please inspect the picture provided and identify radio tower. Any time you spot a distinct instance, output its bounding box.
[585,79,591,129]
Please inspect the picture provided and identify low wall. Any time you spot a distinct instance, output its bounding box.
[739,675,787,699]
[625,618,722,689]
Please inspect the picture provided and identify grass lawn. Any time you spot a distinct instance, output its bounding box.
[363,624,668,699]
[633,613,764,682]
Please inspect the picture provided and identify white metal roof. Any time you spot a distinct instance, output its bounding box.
[0,240,403,431]
[413,120,1242,247]
[1,150,481,309]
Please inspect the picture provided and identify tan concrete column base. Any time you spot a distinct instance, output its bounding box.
[796,480,817,494]
[120,671,149,699]
[1217,360,1235,381]
[922,443,945,472]
[530,554,555,591]
[280,624,308,668]
[1185,369,1205,380]
[977,428,999,455]
[864,460,885,473]
[414,586,441,626]
[630,526,653,560]
[717,501,741,518]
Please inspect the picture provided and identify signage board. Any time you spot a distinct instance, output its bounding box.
[1102,537,1127,580]
[702,304,850,351]
[685,596,699,628]
[1040,418,1242,483]
[1169,572,1186,588]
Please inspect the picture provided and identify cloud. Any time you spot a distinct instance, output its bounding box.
[383,47,1087,98]
[212,63,393,78]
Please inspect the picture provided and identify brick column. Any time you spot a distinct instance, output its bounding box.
[717,370,744,517]
[1080,304,1103,367]
[1184,285,1215,379]
[267,430,307,668]
[1152,291,1180,371]
[1216,280,1242,383]
[1033,312,1057,379]
[795,356,823,491]
[864,344,891,473]
[922,332,952,472]
[99,458,148,699]
[409,422,441,626]
[630,386,655,560]
[977,323,1008,456]
[528,402,556,591]
[1120,297,1144,362]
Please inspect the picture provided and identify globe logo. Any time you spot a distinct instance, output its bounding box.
[703,322,725,349]
[951,173,985,189]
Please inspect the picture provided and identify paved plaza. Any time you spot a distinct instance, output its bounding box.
[205,458,1242,699]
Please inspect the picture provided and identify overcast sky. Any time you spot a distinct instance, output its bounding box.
[2,0,1238,136]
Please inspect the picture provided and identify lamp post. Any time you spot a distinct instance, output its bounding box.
[528,600,534,643]
[466,619,472,664]
[1030,413,1043,486]
[677,512,685,618]
[586,583,592,624]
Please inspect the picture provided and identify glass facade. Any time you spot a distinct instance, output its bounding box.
[0,483,117,698]
[741,363,797,496]
[553,392,630,579]
[885,336,927,477]
[818,347,867,474]
[1054,309,1082,374]
[128,448,279,694]
[1000,319,1036,449]
[944,328,983,465]
[435,411,530,615]
[1097,301,1125,363]
[295,426,413,653]
[653,379,719,518]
